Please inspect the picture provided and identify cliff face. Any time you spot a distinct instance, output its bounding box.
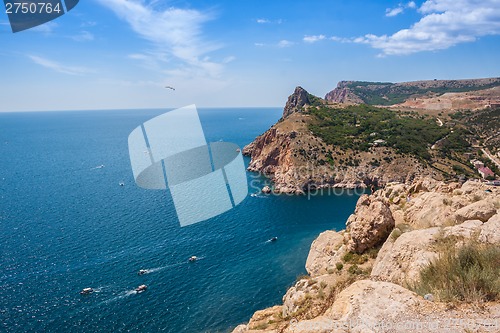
[232,178,500,333]
[283,86,311,118]
[243,87,436,193]
[324,78,500,109]
[324,81,364,104]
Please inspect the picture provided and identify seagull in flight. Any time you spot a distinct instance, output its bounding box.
[165,86,175,90]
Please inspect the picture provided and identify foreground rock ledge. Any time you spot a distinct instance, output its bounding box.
[232,178,500,333]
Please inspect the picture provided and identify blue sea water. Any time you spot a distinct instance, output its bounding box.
[0,108,361,333]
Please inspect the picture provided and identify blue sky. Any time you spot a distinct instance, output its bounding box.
[1,0,500,111]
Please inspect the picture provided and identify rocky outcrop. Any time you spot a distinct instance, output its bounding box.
[454,199,498,223]
[262,186,272,194]
[370,226,441,285]
[479,213,500,244]
[324,81,364,104]
[283,86,311,118]
[285,280,500,333]
[346,195,395,254]
[282,274,339,319]
[305,230,346,277]
[243,87,437,193]
[232,179,500,333]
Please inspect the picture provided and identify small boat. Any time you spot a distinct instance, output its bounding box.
[188,256,197,262]
[236,148,241,152]
[269,237,278,242]
[119,182,125,186]
[138,269,148,275]
[135,284,147,293]
[80,287,94,295]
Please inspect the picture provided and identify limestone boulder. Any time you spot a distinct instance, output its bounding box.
[346,195,395,254]
[370,227,441,285]
[454,199,498,223]
[478,214,500,244]
[305,230,346,276]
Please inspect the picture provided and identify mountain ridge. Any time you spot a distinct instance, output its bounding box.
[325,77,500,107]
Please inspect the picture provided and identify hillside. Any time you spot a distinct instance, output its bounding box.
[243,85,499,194]
[325,78,500,108]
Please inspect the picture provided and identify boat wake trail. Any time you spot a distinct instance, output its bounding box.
[98,289,139,306]
[250,193,268,199]
[140,262,186,274]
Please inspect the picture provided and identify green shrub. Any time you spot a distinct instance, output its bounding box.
[347,264,363,275]
[336,262,344,271]
[308,104,449,160]
[253,322,269,330]
[296,274,311,282]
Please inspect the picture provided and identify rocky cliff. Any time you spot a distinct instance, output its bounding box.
[324,78,500,109]
[324,81,364,104]
[232,178,500,333]
[243,87,439,194]
[282,86,311,118]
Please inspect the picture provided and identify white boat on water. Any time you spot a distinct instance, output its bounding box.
[80,287,94,295]
[135,284,148,293]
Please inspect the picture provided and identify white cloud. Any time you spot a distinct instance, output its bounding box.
[222,56,236,64]
[277,40,294,48]
[30,22,58,33]
[96,0,223,77]
[330,36,351,43]
[358,0,500,55]
[386,7,404,17]
[80,21,97,28]
[28,55,92,75]
[71,31,94,42]
[385,1,418,17]
[303,34,326,43]
[256,18,282,24]
[254,42,265,47]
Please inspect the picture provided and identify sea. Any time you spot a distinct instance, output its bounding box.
[0,108,361,333]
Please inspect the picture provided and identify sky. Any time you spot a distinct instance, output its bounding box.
[1,0,500,111]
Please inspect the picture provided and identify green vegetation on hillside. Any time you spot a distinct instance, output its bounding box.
[307,93,324,107]
[344,81,500,105]
[438,128,472,154]
[308,104,449,160]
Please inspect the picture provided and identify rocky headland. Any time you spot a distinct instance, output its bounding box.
[243,87,432,194]
[232,178,500,333]
[236,79,500,332]
[243,82,499,194]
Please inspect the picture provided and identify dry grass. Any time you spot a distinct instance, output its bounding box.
[412,241,500,303]
[390,228,403,241]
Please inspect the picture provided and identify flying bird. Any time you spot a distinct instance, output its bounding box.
[165,86,175,91]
